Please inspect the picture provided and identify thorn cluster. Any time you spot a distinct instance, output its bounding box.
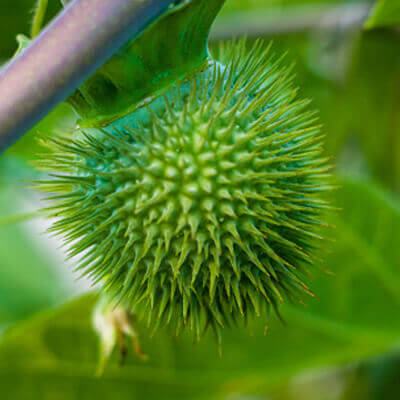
[35,40,331,342]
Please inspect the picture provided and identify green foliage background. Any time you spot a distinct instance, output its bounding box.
[0,0,400,399]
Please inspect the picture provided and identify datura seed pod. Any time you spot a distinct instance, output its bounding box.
[35,40,331,341]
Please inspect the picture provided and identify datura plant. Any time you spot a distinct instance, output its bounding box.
[34,0,331,348]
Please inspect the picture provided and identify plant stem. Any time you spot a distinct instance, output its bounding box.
[31,0,49,38]
[0,0,179,154]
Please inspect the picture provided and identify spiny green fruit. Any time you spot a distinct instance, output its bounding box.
[35,40,331,342]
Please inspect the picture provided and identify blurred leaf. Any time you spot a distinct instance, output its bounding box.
[0,157,71,327]
[337,31,400,190]
[365,0,400,29]
[0,178,400,398]
[341,354,400,400]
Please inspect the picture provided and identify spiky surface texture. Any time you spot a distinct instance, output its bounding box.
[36,40,331,341]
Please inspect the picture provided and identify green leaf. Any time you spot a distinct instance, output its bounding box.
[365,0,400,29]
[68,0,226,127]
[1,177,400,398]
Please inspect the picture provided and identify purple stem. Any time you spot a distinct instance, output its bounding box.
[0,0,178,153]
